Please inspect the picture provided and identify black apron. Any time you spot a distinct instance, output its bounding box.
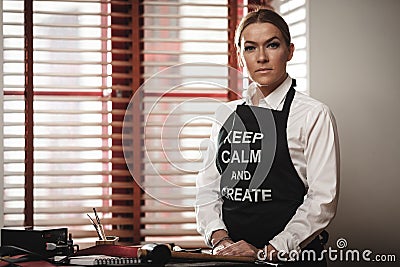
[216,81,326,266]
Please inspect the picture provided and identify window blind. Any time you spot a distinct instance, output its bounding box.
[0,0,4,228]
[1,0,135,248]
[278,0,308,93]
[137,0,247,248]
[1,0,274,250]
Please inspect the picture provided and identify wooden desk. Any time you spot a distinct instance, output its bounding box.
[0,257,260,267]
[166,260,257,267]
[0,261,259,267]
[0,244,264,266]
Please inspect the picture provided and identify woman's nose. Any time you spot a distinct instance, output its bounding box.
[257,48,268,63]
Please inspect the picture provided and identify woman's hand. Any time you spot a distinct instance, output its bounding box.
[210,230,234,255]
[264,244,279,262]
[212,238,234,255]
[214,240,258,258]
[214,241,280,262]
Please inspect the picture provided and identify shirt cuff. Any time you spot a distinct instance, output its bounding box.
[204,219,228,247]
[269,231,301,254]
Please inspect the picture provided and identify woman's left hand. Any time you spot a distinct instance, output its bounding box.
[214,240,258,258]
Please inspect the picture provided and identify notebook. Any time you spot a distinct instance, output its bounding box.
[68,255,142,266]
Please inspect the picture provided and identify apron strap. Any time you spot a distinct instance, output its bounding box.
[282,78,297,114]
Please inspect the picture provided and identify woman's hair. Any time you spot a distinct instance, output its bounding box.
[234,9,291,50]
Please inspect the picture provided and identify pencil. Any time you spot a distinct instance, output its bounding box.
[87,213,102,240]
[93,208,106,240]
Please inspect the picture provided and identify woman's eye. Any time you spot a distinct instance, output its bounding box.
[244,46,255,52]
[267,42,280,49]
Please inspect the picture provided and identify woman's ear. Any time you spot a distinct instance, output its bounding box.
[287,43,295,61]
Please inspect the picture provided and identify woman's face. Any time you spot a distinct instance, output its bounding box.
[239,22,294,95]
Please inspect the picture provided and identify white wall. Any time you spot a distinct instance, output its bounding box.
[308,0,400,265]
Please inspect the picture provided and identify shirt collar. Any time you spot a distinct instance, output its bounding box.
[245,75,293,110]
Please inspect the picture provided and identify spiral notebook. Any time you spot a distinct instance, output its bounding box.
[68,255,142,266]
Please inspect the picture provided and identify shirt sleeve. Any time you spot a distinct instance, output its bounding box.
[195,102,238,247]
[269,103,340,253]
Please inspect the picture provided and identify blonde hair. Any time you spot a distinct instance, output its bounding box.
[235,9,291,50]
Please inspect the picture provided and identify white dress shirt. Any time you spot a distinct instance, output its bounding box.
[195,76,340,254]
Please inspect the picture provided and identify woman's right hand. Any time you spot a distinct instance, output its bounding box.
[212,238,234,254]
[210,230,234,254]
[214,239,258,258]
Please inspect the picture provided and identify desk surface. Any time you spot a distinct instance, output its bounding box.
[0,245,261,267]
[15,261,258,267]
[0,257,260,267]
[166,260,257,267]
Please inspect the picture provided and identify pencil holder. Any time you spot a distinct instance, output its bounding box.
[96,236,119,245]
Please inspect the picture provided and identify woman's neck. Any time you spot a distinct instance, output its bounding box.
[257,73,288,97]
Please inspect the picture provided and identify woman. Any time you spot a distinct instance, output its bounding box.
[195,9,340,266]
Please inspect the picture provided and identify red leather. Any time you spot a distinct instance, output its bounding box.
[72,244,140,258]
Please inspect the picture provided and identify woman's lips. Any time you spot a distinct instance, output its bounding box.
[255,68,272,73]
